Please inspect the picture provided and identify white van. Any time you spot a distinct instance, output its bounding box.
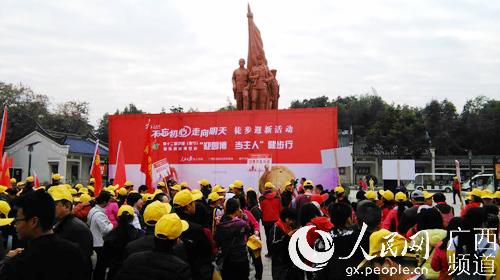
[461,174,494,192]
[406,173,455,192]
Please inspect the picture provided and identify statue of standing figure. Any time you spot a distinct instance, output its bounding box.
[249,54,272,110]
[232,58,250,110]
[268,69,279,109]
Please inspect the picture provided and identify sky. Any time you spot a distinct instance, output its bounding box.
[1,0,499,126]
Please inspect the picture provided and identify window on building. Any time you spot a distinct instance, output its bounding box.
[357,167,370,175]
[339,167,345,175]
[416,167,425,174]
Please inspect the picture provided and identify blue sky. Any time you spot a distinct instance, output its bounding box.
[1,0,499,125]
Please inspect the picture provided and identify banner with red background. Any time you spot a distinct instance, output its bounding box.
[109,108,338,191]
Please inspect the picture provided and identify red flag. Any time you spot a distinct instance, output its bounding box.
[114,141,126,189]
[90,140,103,197]
[33,171,41,189]
[0,153,12,188]
[0,107,8,155]
[140,121,154,193]
[247,4,268,72]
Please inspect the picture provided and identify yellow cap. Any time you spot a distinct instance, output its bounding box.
[64,184,72,190]
[75,184,84,190]
[234,180,244,188]
[36,186,46,191]
[423,191,434,199]
[26,176,34,183]
[229,184,235,190]
[191,189,203,201]
[0,218,14,227]
[284,181,293,187]
[0,201,11,216]
[198,179,209,186]
[154,189,163,195]
[10,178,16,184]
[88,186,95,192]
[52,173,62,180]
[494,191,500,199]
[48,185,73,202]
[208,192,224,202]
[17,182,25,187]
[247,235,262,250]
[155,213,189,240]
[129,190,138,194]
[0,186,7,194]
[453,176,458,180]
[118,205,134,217]
[144,200,171,226]
[180,182,188,189]
[212,185,227,193]
[395,192,407,202]
[89,178,95,183]
[157,182,166,187]
[173,189,193,207]
[482,189,494,199]
[124,181,134,187]
[246,188,254,193]
[469,188,482,198]
[118,188,128,196]
[142,193,154,201]
[78,188,89,194]
[75,194,91,203]
[264,182,275,189]
[170,185,182,192]
[365,191,377,200]
[358,229,417,268]
[334,186,345,194]
[69,189,77,195]
[382,190,394,201]
[304,180,314,187]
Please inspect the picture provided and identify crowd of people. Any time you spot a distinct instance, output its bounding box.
[0,174,498,280]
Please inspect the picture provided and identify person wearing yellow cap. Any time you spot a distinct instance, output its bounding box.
[232,180,245,204]
[260,182,282,257]
[206,192,224,234]
[102,205,141,280]
[156,181,168,194]
[9,178,16,186]
[116,213,191,279]
[380,190,395,223]
[422,191,434,206]
[364,190,377,201]
[180,181,189,190]
[334,185,349,204]
[216,197,252,279]
[123,181,134,193]
[87,191,114,280]
[16,181,25,191]
[381,192,408,232]
[173,189,214,279]
[49,185,94,261]
[494,191,500,207]
[73,192,94,223]
[170,184,182,199]
[2,189,92,279]
[358,229,423,280]
[280,181,295,208]
[123,200,172,260]
[51,173,63,187]
[211,185,227,198]
[461,188,483,217]
[127,192,144,229]
[481,189,495,205]
[198,179,211,200]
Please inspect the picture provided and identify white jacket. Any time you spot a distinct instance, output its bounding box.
[87,205,113,247]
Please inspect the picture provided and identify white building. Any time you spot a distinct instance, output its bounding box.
[5,126,108,185]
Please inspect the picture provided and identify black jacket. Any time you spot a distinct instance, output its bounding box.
[398,203,424,234]
[53,214,94,260]
[176,211,214,280]
[0,234,90,280]
[192,201,210,229]
[103,225,141,280]
[123,227,188,262]
[281,190,294,208]
[116,250,192,280]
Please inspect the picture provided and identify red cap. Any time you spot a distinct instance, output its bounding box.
[311,194,329,205]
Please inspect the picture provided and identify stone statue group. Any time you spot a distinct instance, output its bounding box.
[232,55,279,110]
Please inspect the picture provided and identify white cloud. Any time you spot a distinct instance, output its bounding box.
[0,0,499,125]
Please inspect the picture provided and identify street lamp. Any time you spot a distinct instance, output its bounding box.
[468,150,473,180]
[26,141,40,176]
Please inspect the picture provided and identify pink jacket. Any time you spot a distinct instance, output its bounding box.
[244,209,260,232]
[431,241,450,280]
[104,202,119,228]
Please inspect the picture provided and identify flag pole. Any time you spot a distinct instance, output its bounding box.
[90,140,99,175]
[334,148,341,187]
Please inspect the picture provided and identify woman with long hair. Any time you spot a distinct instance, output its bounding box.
[431,217,463,280]
[102,205,142,280]
[381,192,409,233]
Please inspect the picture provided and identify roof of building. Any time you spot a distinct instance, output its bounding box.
[64,138,108,156]
[435,156,496,166]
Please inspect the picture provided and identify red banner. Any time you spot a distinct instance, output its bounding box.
[109,108,338,190]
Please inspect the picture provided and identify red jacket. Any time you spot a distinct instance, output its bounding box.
[73,203,93,223]
[381,207,400,232]
[460,202,481,217]
[259,191,282,222]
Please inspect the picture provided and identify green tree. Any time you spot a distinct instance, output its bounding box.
[170,105,183,113]
[46,100,92,135]
[96,103,146,143]
[421,99,460,155]
[217,97,236,112]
